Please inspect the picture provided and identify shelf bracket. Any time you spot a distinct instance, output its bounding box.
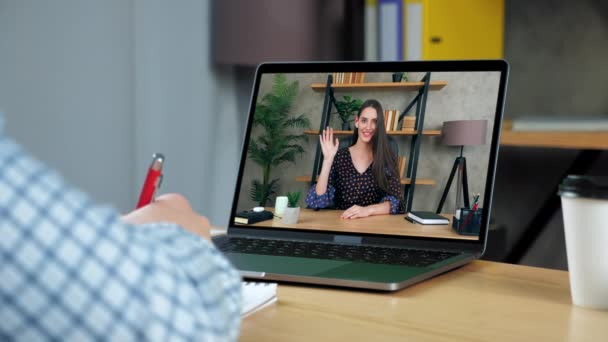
[403,72,432,212]
[311,74,335,184]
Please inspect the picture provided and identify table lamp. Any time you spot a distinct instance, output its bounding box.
[436,120,488,214]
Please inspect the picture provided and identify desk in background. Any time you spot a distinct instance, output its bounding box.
[240,261,608,341]
[242,208,477,241]
[499,122,608,263]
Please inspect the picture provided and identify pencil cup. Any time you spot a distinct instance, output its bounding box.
[274,196,288,217]
[452,208,482,236]
[558,175,608,310]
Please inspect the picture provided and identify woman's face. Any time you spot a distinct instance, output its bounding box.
[355,107,378,144]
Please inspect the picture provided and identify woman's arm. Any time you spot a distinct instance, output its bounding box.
[306,128,339,209]
[315,128,339,195]
[314,158,334,195]
[340,201,391,219]
[341,166,403,219]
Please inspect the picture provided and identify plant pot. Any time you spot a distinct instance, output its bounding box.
[282,207,300,224]
[392,72,404,82]
[341,122,351,130]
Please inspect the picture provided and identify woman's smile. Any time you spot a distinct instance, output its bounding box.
[360,129,374,140]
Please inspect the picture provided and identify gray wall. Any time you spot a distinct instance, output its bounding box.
[505,0,608,119]
[237,71,500,217]
[490,0,608,269]
[0,0,243,226]
[0,0,134,209]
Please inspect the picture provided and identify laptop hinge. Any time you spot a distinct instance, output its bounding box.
[334,235,362,245]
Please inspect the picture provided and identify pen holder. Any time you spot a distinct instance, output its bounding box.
[453,208,483,235]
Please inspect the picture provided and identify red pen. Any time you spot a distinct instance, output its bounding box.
[136,153,164,209]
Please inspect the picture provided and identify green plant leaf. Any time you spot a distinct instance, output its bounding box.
[287,190,302,208]
[334,94,363,123]
[249,73,311,207]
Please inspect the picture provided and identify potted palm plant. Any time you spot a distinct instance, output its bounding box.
[282,190,301,224]
[334,95,363,130]
[249,74,311,206]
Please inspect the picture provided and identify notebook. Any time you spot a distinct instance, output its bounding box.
[407,211,449,225]
[241,281,277,317]
[234,210,274,225]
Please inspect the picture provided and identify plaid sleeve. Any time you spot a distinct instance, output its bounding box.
[0,134,241,341]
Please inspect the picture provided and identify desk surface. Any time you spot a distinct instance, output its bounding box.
[500,122,608,150]
[242,208,477,240]
[240,261,608,341]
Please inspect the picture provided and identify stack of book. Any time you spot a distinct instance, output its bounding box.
[332,72,366,84]
[384,110,416,132]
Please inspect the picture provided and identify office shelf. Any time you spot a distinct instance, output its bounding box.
[310,81,448,91]
[307,73,445,212]
[295,176,436,186]
[303,129,442,136]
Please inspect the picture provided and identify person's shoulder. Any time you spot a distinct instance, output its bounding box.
[336,147,350,159]
[337,147,349,155]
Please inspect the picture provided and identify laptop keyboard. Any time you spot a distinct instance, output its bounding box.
[216,237,460,267]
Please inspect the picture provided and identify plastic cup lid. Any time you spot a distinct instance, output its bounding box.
[558,175,608,200]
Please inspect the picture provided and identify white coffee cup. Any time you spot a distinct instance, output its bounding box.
[274,196,288,217]
[558,175,608,309]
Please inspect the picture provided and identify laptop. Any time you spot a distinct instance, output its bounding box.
[214,60,509,291]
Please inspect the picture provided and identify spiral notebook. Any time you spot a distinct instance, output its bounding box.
[241,281,277,317]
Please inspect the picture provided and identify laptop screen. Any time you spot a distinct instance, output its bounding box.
[231,63,505,242]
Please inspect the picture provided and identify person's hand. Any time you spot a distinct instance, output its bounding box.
[341,205,372,219]
[320,127,339,162]
[121,193,211,240]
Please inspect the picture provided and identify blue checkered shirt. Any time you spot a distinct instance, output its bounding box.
[0,116,241,341]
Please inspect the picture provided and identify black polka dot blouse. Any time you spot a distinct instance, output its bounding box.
[305,148,403,214]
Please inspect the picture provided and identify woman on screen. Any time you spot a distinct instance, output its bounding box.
[306,99,403,219]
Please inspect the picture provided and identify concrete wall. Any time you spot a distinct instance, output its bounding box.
[0,0,241,226]
[236,71,501,218]
[504,0,608,119]
[0,0,135,210]
[490,0,608,269]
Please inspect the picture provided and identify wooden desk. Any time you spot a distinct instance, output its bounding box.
[244,208,477,240]
[500,121,608,150]
[499,122,608,263]
[240,261,608,341]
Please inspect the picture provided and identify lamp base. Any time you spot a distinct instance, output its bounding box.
[436,156,470,214]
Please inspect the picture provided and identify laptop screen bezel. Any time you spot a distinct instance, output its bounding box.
[227,60,509,254]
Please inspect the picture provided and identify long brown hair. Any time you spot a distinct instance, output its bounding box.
[351,99,401,196]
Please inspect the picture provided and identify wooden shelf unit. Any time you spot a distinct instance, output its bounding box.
[307,73,444,212]
[295,176,436,186]
[310,81,448,91]
[304,129,442,136]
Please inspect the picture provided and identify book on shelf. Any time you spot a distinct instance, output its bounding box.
[331,72,366,85]
[385,109,398,131]
[407,211,449,225]
[364,0,378,61]
[401,115,416,131]
[398,156,407,178]
[234,210,273,225]
[392,109,400,131]
[379,0,403,61]
[511,116,608,132]
[383,110,388,128]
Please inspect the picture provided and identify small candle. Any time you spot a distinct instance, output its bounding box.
[274,196,288,216]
